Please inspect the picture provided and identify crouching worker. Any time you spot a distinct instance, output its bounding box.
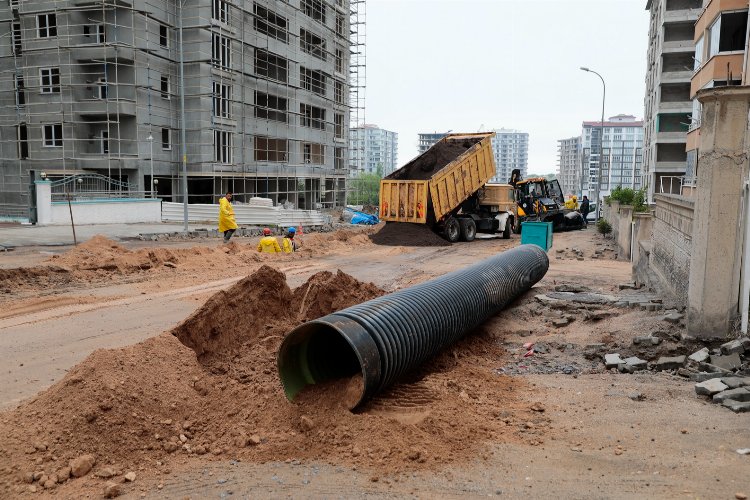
[257,227,281,253]
[282,227,298,253]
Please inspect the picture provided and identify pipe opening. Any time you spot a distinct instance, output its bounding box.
[278,320,367,409]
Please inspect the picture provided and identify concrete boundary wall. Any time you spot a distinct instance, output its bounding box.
[650,194,694,303]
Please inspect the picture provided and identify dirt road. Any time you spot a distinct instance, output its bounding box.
[1,227,749,499]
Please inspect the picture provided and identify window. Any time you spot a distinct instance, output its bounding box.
[335,48,344,74]
[12,22,22,55]
[18,124,28,159]
[14,75,25,106]
[214,130,232,163]
[212,82,231,118]
[301,0,326,24]
[300,103,325,129]
[97,77,108,99]
[254,136,287,162]
[334,147,344,170]
[334,113,344,139]
[212,0,229,24]
[300,28,326,61]
[97,24,106,43]
[254,91,287,123]
[334,80,344,104]
[253,3,288,42]
[43,124,62,147]
[161,127,171,150]
[212,34,231,69]
[159,24,169,47]
[39,68,60,94]
[254,49,287,82]
[38,14,57,38]
[302,142,324,164]
[335,14,345,37]
[300,67,326,95]
[161,75,170,99]
[708,16,721,58]
[100,131,109,154]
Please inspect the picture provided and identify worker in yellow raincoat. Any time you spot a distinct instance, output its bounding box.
[564,195,578,210]
[282,227,298,253]
[218,191,238,243]
[257,227,281,253]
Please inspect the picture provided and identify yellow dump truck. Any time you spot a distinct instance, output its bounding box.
[379,132,516,242]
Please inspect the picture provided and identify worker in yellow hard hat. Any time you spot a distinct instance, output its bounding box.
[257,228,281,253]
[564,195,579,210]
[218,191,238,243]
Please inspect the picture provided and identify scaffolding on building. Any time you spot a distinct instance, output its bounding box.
[0,0,366,219]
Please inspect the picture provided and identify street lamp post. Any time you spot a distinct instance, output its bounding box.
[580,66,606,220]
[178,0,189,232]
[147,134,154,197]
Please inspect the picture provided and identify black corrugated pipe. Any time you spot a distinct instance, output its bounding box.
[277,244,549,409]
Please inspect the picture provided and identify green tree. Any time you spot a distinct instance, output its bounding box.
[348,170,382,206]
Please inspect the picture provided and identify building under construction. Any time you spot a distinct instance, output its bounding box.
[0,0,365,218]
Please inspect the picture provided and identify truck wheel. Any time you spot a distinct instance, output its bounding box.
[443,216,461,243]
[503,219,512,239]
[459,218,476,242]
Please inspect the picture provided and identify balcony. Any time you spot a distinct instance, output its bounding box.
[654,160,687,173]
[694,0,749,37]
[660,70,693,83]
[75,99,136,118]
[691,53,745,96]
[664,9,702,24]
[656,131,688,143]
[75,45,135,63]
[657,101,693,112]
[662,40,696,53]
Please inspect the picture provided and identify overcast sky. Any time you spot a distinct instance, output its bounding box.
[364,0,650,176]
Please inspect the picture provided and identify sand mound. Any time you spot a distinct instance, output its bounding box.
[370,223,451,247]
[0,266,544,498]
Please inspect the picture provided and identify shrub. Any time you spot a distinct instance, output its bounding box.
[609,185,635,206]
[597,217,612,236]
[633,188,649,213]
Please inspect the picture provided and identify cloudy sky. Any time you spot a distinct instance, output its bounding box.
[364,0,650,175]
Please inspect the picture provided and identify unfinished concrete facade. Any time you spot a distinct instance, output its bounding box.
[557,136,581,197]
[0,0,359,217]
[643,0,703,200]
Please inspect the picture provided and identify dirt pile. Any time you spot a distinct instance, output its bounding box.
[0,266,545,498]
[370,223,451,247]
[388,138,480,181]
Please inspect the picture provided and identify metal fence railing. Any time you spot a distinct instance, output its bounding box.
[49,173,148,202]
[658,176,683,195]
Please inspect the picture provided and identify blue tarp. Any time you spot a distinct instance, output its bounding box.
[345,208,379,225]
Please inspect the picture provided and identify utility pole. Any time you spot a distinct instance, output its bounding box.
[178,0,189,231]
[580,67,606,220]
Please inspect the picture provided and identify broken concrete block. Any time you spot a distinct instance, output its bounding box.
[604,353,623,369]
[554,284,591,293]
[722,400,750,413]
[618,283,638,290]
[662,313,683,324]
[633,336,661,346]
[654,356,686,371]
[688,348,710,364]
[535,294,562,307]
[623,356,648,370]
[720,338,749,356]
[552,318,571,328]
[618,363,636,374]
[720,377,750,389]
[644,303,662,312]
[694,379,728,396]
[709,353,742,371]
[712,388,750,404]
[691,372,726,382]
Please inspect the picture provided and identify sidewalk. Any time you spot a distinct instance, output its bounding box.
[0,222,216,248]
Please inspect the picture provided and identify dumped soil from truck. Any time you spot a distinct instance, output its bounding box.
[387,138,481,181]
[0,265,543,498]
[370,222,451,247]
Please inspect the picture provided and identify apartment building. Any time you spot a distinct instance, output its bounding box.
[557,136,582,196]
[643,0,704,199]
[417,132,448,155]
[685,0,748,195]
[581,114,644,201]
[0,0,360,216]
[489,129,528,184]
[349,124,398,176]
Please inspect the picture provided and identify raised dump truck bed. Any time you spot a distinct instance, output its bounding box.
[379,132,515,242]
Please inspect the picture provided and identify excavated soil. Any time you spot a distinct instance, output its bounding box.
[370,223,451,247]
[0,265,542,498]
[387,138,481,181]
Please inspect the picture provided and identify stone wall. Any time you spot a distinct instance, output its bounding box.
[650,194,694,303]
[632,213,654,287]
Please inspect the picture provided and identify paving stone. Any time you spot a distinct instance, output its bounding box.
[618,363,636,374]
[644,303,662,312]
[662,313,683,324]
[623,356,648,369]
[695,379,728,396]
[699,362,733,374]
[720,338,750,355]
[552,318,571,328]
[691,372,726,382]
[546,292,618,305]
[722,400,750,413]
[688,348,710,363]
[720,377,750,389]
[554,284,591,293]
[709,353,742,371]
[604,353,623,369]
[654,355,686,371]
[712,388,750,404]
